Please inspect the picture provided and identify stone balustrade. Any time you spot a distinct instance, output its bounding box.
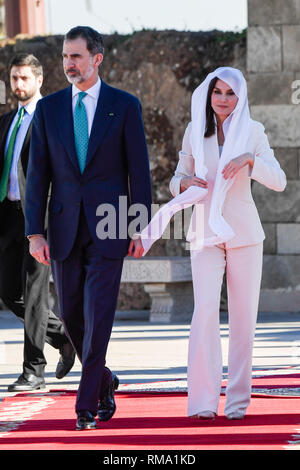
[121,257,194,323]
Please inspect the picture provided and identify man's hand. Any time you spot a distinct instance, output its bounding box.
[128,237,144,258]
[28,235,50,266]
[222,153,254,180]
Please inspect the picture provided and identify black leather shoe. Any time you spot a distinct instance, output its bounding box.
[76,411,97,430]
[97,373,119,422]
[55,342,75,379]
[8,374,46,392]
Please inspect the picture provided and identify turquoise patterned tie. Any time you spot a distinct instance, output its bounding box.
[0,107,25,202]
[74,91,89,173]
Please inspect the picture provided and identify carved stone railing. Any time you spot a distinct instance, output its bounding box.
[121,257,194,323]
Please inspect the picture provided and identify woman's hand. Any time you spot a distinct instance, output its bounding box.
[180,176,208,193]
[222,153,254,180]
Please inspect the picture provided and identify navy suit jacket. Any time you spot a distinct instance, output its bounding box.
[0,109,32,194]
[25,80,152,261]
[0,109,32,244]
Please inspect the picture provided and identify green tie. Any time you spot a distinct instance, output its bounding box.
[0,107,25,202]
[74,91,89,173]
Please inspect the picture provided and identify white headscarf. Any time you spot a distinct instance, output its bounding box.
[140,66,251,255]
[190,66,251,245]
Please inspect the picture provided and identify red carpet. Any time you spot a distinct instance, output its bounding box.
[0,377,300,451]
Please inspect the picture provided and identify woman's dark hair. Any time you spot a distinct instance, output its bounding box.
[204,76,218,138]
[65,26,104,56]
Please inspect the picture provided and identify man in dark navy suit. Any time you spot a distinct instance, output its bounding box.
[25,27,152,430]
[0,53,74,393]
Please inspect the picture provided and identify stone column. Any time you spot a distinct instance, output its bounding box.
[247,0,300,312]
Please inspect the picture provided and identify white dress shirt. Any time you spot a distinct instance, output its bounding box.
[72,77,101,136]
[5,93,42,201]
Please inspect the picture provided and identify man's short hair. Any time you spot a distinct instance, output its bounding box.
[65,26,104,56]
[9,53,43,77]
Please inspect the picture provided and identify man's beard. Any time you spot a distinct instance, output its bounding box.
[12,88,36,102]
[64,64,94,85]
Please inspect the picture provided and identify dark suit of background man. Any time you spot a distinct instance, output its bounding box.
[25,27,152,430]
[0,54,75,392]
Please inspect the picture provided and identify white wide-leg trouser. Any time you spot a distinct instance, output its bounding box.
[187,242,263,417]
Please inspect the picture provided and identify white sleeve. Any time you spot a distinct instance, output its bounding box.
[250,122,287,192]
[169,122,195,197]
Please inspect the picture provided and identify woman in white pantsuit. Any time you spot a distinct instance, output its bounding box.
[132,67,286,420]
[169,68,286,420]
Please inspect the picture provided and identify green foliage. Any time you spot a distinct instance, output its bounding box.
[215,28,247,44]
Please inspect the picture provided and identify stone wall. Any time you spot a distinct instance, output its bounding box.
[0,30,246,312]
[1,22,298,314]
[247,0,300,312]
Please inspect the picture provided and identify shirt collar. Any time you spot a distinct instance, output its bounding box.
[18,92,42,115]
[72,76,101,100]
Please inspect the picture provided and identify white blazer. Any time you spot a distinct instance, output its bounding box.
[169,120,287,249]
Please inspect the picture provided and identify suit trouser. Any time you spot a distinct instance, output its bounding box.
[51,208,124,415]
[187,242,263,416]
[0,200,67,378]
